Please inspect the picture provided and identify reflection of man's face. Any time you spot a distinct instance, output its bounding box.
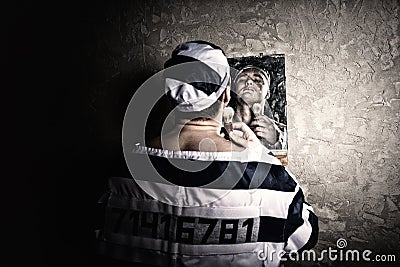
[235,69,269,105]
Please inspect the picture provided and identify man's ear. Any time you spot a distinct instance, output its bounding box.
[221,86,231,106]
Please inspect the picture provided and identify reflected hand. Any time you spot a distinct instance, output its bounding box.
[250,115,278,145]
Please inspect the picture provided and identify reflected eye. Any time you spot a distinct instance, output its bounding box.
[253,78,264,85]
[236,75,264,85]
[237,77,247,83]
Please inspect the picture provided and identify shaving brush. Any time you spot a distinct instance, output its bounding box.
[222,107,234,134]
[250,103,262,134]
[252,103,262,116]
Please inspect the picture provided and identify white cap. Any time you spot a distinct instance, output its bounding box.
[163,41,230,112]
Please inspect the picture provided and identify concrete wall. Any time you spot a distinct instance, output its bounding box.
[82,0,400,264]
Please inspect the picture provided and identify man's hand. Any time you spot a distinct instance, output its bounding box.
[250,115,278,145]
[229,122,262,148]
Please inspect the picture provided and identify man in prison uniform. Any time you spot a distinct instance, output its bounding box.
[97,41,318,267]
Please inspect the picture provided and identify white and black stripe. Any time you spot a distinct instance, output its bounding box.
[97,148,318,267]
[163,41,230,112]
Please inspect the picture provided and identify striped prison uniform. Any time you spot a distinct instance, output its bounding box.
[97,146,318,267]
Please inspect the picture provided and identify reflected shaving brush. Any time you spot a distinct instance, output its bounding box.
[222,107,234,135]
[252,103,262,116]
[251,103,262,133]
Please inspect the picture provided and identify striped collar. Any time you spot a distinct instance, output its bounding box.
[132,144,282,165]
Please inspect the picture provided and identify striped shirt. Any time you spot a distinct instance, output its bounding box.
[97,146,318,267]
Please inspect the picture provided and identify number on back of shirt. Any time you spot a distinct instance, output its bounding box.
[107,208,259,244]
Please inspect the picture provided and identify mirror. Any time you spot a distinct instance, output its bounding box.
[228,54,288,165]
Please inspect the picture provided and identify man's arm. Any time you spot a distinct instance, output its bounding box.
[283,185,319,252]
[230,121,318,251]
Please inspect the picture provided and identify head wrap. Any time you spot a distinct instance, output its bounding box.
[163,41,230,112]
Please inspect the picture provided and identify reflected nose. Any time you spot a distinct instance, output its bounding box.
[245,77,253,86]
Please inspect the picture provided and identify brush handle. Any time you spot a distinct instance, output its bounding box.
[224,122,233,133]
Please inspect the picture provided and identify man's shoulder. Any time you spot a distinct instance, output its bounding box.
[129,145,295,191]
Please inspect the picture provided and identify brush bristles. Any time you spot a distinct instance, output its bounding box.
[223,107,234,123]
[252,103,262,116]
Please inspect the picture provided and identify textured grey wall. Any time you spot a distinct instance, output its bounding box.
[85,0,400,264]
